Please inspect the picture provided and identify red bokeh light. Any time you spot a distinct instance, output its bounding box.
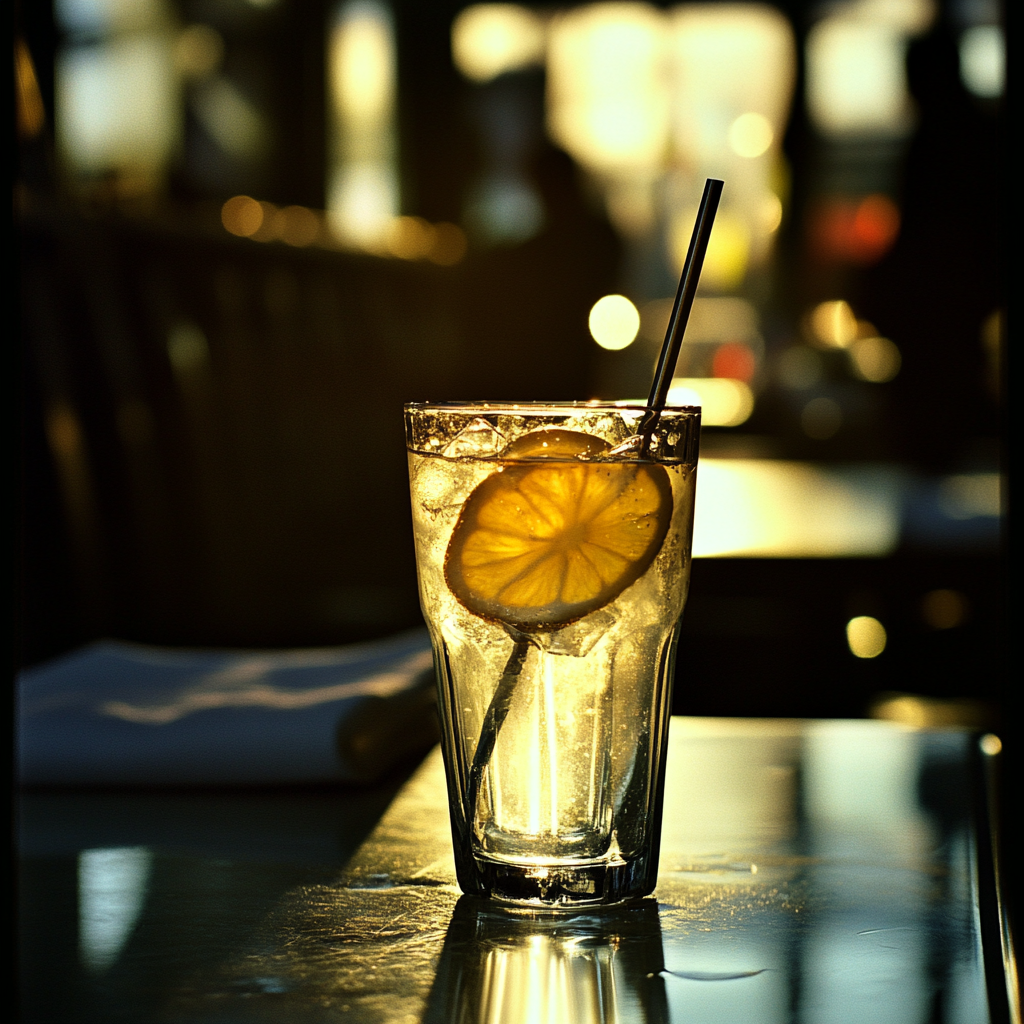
[712,342,757,382]
[809,194,901,264]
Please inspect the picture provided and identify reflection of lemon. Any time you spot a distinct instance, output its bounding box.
[445,430,672,629]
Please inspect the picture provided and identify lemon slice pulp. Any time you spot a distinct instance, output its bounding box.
[444,429,672,630]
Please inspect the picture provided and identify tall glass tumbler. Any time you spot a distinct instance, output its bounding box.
[406,403,700,906]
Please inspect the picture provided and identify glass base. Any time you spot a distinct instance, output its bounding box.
[464,852,657,908]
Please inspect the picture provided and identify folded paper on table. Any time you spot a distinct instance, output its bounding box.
[17,630,437,787]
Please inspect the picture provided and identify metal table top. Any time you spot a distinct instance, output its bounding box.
[17,718,1015,1023]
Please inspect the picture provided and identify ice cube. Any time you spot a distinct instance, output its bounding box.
[603,434,644,459]
[532,609,616,657]
[442,418,506,458]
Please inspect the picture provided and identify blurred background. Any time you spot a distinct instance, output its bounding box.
[16,0,1006,726]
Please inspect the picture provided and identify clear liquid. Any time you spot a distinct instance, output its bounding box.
[407,409,697,903]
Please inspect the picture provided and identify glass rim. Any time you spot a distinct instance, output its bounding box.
[404,401,701,414]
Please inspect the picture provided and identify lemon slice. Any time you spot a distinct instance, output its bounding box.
[445,429,672,629]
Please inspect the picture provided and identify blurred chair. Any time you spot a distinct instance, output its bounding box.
[19,206,470,656]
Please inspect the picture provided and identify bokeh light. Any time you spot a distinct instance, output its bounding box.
[809,300,858,348]
[452,4,546,82]
[667,378,753,427]
[846,616,887,659]
[728,112,774,158]
[221,195,264,237]
[588,295,640,350]
[806,17,912,137]
[547,4,670,175]
[959,25,1004,98]
[692,460,900,556]
[849,335,901,382]
[810,194,901,264]
[712,342,756,382]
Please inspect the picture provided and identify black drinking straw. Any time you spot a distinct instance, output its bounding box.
[465,179,724,834]
[639,177,724,455]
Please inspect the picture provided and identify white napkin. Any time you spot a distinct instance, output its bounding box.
[17,629,437,787]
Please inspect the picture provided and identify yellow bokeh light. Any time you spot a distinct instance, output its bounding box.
[452,4,546,82]
[547,4,669,174]
[760,192,783,233]
[846,616,887,659]
[671,207,749,291]
[809,300,858,348]
[589,295,640,350]
[221,195,264,237]
[690,460,900,557]
[849,335,901,382]
[275,205,320,247]
[729,111,774,158]
[387,216,436,260]
[979,734,1002,756]
[331,6,394,124]
[666,377,753,427]
[15,37,46,138]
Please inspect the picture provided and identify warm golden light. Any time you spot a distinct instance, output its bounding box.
[588,295,640,350]
[276,205,321,247]
[871,693,993,730]
[759,191,783,233]
[809,300,858,348]
[979,734,1002,756]
[331,7,394,124]
[849,334,901,382]
[666,377,753,427]
[15,38,46,138]
[728,111,774,158]
[846,616,887,658]
[666,4,796,282]
[452,4,546,82]
[806,18,912,137]
[327,1,398,248]
[547,4,670,175]
[671,206,750,290]
[221,195,264,237]
[387,216,436,260]
[691,460,900,557]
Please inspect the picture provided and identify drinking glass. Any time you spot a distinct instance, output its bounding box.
[406,402,699,906]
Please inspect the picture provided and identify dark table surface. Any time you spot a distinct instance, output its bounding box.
[17,718,1016,1023]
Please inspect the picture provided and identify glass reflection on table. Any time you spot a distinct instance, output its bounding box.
[424,897,669,1024]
